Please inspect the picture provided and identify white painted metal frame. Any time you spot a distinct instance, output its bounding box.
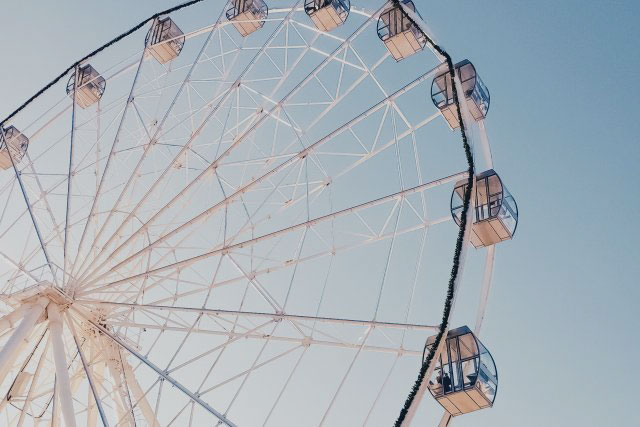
[0,1,500,425]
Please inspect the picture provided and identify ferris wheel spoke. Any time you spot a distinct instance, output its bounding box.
[77,6,389,286]
[75,35,294,284]
[148,161,324,290]
[83,301,438,333]
[65,314,109,426]
[6,187,98,289]
[81,62,442,289]
[81,205,448,304]
[68,42,219,282]
[0,129,58,284]
[363,354,400,426]
[79,9,322,270]
[21,156,66,250]
[102,318,425,361]
[75,309,238,427]
[261,344,307,424]
[62,66,80,289]
[319,326,372,426]
[78,198,428,301]
[0,250,39,287]
[80,144,302,288]
[83,172,461,295]
[68,45,150,289]
[75,54,215,286]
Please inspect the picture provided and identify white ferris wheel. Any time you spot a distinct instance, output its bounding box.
[0,1,518,426]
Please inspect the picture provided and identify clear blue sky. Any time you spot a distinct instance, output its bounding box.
[1,1,638,426]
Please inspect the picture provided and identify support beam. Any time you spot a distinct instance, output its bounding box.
[438,413,452,427]
[0,298,47,385]
[66,314,109,427]
[63,65,79,289]
[478,120,494,170]
[102,339,134,426]
[17,337,51,427]
[475,245,496,335]
[121,351,159,427]
[81,46,441,287]
[48,304,76,427]
[69,42,149,290]
[77,301,439,332]
[86,340,104,427]
[0,126,57,284]
[85,171,464,292]
[0,305,28,334]
[77,311,237,427]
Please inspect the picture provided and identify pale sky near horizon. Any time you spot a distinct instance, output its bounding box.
[0,1,639,426]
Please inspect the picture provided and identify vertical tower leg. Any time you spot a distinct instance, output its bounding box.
[52,389,60,427]
[0,298,48,385]
[48,304,76,427]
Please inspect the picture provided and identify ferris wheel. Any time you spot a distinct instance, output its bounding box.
[0,1,518,426]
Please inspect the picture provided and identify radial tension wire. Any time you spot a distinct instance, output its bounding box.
[390,1,475,425]
[0,0,206,128]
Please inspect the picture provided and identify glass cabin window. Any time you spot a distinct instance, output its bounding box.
[146,18,185,64]
[66,64,106,109]
[227,0,268,37]
[0,127,29,170]
[305,0,350,32]
[376,0,426,61]
[451,170,518,248]
[426,326,498,416]
[430,60,490,129]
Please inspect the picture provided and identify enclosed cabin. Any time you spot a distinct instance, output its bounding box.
[427,326,498,416]
[377,0,426,61]
[66,64,106,109]
[431,60,490,129]
[0,126,29,170]
[451,170,518,248]
[227,0,268,37]
[305,0,350,32]
[146,17,185,64]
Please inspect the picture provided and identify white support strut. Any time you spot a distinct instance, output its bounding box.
[102,340,134,426]
[48,303,77,427]
[0,305,29,335]
[121,354,159,427]
[0,298,47,386]
[65,314,109,427]
[86,340,104,427]
[475,244,496,335]
[76,310,237,427]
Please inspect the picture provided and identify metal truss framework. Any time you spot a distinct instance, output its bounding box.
[0,1,497,426]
